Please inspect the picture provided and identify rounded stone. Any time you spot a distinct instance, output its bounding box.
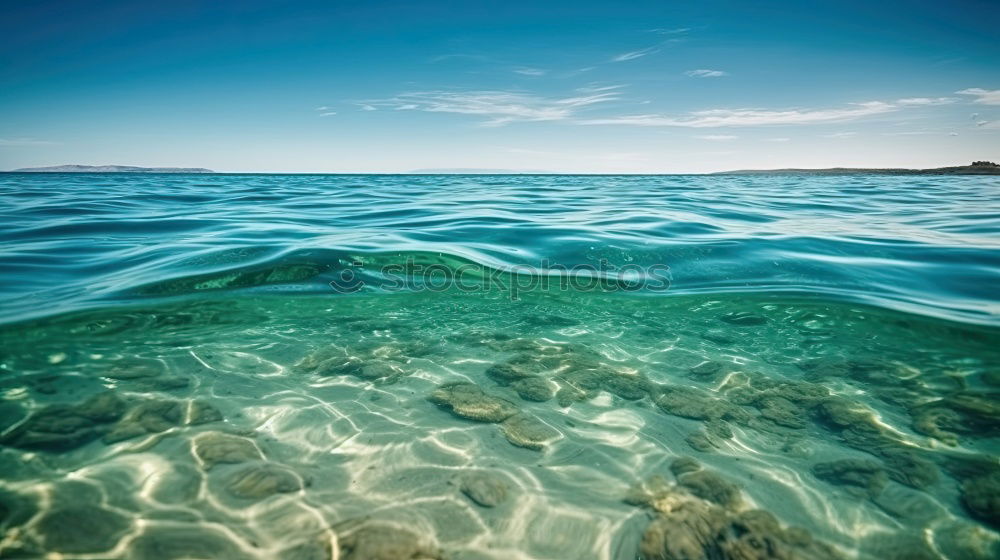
[226,464,301,499]
[35,505,131,553]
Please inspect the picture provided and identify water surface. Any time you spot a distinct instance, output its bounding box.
[0,173,998,559]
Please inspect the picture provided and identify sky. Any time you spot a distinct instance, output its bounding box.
[1,0,998,173]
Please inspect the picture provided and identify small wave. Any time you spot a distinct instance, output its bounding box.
[0,174,998,326]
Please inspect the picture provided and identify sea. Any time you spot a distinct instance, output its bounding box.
[0,173,998,559]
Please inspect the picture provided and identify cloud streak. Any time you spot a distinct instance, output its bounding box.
[612,46,658,62]
[685,69,727,78]
[513,67,546,76]
[957,88,1000,105]
[579,101,895,128]
[366,88,622,126]
[896,97,954,106]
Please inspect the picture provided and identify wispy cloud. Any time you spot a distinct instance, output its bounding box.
[513,67,546,76]
[650,27,690,35]
[358,104,377,111]
[685,69,727,78]
[612,46,658,62]
[319,112,337,117]
[976,121,1000,129]
[579,101,895,128]
[896,97,954,106]
[767,137,791,142]
[365,87,622,126]
[577,84,627,93]
[824,131,857,138]
[0,137,57,146]
[695,134,738,141]
[957,88,1000,105]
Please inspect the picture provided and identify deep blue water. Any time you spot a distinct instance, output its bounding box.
[0,173,998,559]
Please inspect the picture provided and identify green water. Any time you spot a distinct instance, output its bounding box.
[1,290,997,559]
[1,173,998,558]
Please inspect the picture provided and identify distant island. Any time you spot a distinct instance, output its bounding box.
[11,165,214,173]
[715,161,1000,176]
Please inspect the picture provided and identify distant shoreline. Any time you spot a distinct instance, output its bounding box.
[10,165,214,173]
[712,163,1000,176]
[5,163,998,175]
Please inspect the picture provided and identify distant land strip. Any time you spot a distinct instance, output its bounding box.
[6,162,998,175]
[713,162,1000,175]
[11,165,214,173]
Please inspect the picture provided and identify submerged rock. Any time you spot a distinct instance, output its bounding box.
[670,457,702,477]
[757,396,808,429]
[911,392,1000,445]
[881,449,938,489]
[296,343,415,383]
[35,504,131,553]
[656,386,747,422]
[628,462,843,560]
[961,471,1000,529]
[676,469,743,510]
[636,490,840,560]
[705,420,734,440]
[337,519,443,560]
[193,432,262,469]
[685,430,720,453]
[129,526,249,559]
[458,471,509,507]
[297,347,363,376]
[75,391,128,421]
[815,398,938,489]
[485,355,553,385]
[226,463,301,499]
[428,382,519,422]
[911,406,962,446]
[811,459,888,498]
[188,400,223,425]
[0,391,125,451]
[555,384,590,407]
[104,399,183,443]
[602,372,651,400]
[500,413,560,450]
[510,376,555,402]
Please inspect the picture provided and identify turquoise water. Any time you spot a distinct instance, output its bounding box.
[0,173,998,559]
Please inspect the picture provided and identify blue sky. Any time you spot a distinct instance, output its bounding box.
[1,0,998,172]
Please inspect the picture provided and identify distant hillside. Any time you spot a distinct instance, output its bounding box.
[714,161,1000,176]
[409,168,555,174]
[12,165,214,173]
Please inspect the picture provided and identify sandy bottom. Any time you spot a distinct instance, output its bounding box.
[0,291,998,559]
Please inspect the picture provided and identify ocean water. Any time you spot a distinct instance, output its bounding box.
[0,173,998,559]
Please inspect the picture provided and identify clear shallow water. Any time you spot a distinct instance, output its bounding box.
[0,173,998,559]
